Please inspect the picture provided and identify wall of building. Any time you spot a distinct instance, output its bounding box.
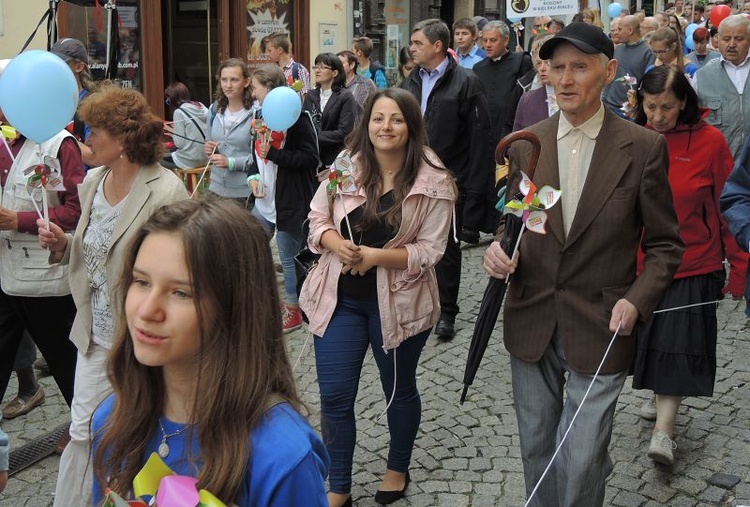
[0,0,55,59]
[454,0,476,20]
[308,0,351,61]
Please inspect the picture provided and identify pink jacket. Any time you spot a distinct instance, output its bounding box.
[299,149,457,350]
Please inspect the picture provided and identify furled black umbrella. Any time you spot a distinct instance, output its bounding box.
[460,130,541,404]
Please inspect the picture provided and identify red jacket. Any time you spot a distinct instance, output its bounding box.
[638,119,748,293]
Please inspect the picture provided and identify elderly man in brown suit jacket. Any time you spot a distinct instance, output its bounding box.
[484,23,684,506]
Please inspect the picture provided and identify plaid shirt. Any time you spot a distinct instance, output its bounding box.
[282,58,311,99]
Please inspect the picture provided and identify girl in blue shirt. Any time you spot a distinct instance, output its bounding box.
[91,198,329,506]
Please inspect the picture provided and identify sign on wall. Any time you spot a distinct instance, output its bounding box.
[506,0,578,18]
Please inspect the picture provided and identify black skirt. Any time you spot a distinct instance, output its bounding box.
[631,271,724,397]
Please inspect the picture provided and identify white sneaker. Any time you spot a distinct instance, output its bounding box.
[648,430,676,466]
[640,396,657,421]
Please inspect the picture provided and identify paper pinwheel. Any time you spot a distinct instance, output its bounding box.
[22,155,66,230]
[102,452,227,507]
[24,156,65,192]
[615,73,638,119]
[326,153,357,200]
[503,171,561,234]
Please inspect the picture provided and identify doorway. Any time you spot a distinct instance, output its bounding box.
[162,0,219,111]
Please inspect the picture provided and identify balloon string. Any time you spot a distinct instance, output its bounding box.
[522,297,721,506]
[292,332,311,372]
[375,347,397,422]
[524,322,622,507]
[190,145,216,199]
[1,137,15,165]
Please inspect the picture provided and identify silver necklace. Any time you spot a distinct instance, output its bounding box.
[158,419,191,458]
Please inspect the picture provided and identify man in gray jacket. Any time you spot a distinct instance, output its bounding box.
[695,15,750,162]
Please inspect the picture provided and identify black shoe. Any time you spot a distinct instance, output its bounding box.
[374,472,410,505]
[460,226,480,244]
[434,317,455,340]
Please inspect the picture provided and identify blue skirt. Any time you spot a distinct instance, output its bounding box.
[631,271,724,397]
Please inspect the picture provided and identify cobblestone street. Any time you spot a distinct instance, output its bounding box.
[3,238,750,506]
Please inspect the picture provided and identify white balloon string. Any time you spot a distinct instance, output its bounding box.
[376,347,397,422]
[292,332,311,372]
[522,297,722,506]
[524,322,622,507]
[190,145,216,199]
[1,137,15,165]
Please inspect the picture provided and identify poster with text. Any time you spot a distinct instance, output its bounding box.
[247,0,294,67]
[506,0,578,19]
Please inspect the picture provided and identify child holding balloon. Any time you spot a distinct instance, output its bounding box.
[247,64,319,333]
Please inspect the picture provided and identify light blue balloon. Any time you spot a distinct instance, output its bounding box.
[607,2,623,18]
[685,37,696,50]
[685,23,699,37]
[262,86,302,132]
[0,50,78,144]
[508,17,523,23]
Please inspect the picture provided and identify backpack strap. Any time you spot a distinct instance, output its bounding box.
[180,107,207,141]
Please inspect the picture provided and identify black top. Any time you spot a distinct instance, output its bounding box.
[338,190,397,300]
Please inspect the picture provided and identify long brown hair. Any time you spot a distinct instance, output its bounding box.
[92,198,300,503]
[345,88,447,231]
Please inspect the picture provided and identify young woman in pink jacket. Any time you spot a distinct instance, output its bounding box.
[300,88,457,506]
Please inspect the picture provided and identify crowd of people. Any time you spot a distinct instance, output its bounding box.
[0,4,749,506]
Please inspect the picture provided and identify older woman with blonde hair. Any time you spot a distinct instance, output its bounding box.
[581,8,604,28]
[39,86,188,507]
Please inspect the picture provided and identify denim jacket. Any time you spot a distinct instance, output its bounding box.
[299,149,457,350]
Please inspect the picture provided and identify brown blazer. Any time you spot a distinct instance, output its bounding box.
[503,107,685,374]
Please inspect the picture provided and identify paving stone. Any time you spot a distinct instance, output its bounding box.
[708,472,741,490]
[5,237,750,506]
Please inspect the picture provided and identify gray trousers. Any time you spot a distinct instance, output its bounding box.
[511,334,627,507]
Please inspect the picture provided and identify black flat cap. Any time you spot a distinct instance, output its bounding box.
[539,22,614,60]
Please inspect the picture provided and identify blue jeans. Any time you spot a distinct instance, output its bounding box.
[314,297,429,493]
[251,208,303,305]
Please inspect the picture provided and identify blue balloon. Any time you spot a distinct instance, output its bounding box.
[607,2,623,18]
[685,23,699,37]
[508,17,523,23]
[262,86,302,132]
[0,50,78,144]
[685,37,696,50]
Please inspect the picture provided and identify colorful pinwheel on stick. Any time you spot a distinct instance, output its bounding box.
[615,73,638,119]
[23,155,66,230]
[326,154,357,239]
[503,171,561,235]
[101,452,227,507]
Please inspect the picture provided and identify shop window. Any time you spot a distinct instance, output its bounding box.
[64,0,142,90]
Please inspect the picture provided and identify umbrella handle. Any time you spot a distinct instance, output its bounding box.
[495,130,542,181]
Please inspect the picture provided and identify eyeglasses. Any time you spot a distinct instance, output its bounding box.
[651,48,673,55]
[312,65,333,71]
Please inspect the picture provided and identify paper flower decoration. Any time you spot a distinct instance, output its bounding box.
[23,156,65,192]
[503,171,561,234]
[287,74,304,92]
